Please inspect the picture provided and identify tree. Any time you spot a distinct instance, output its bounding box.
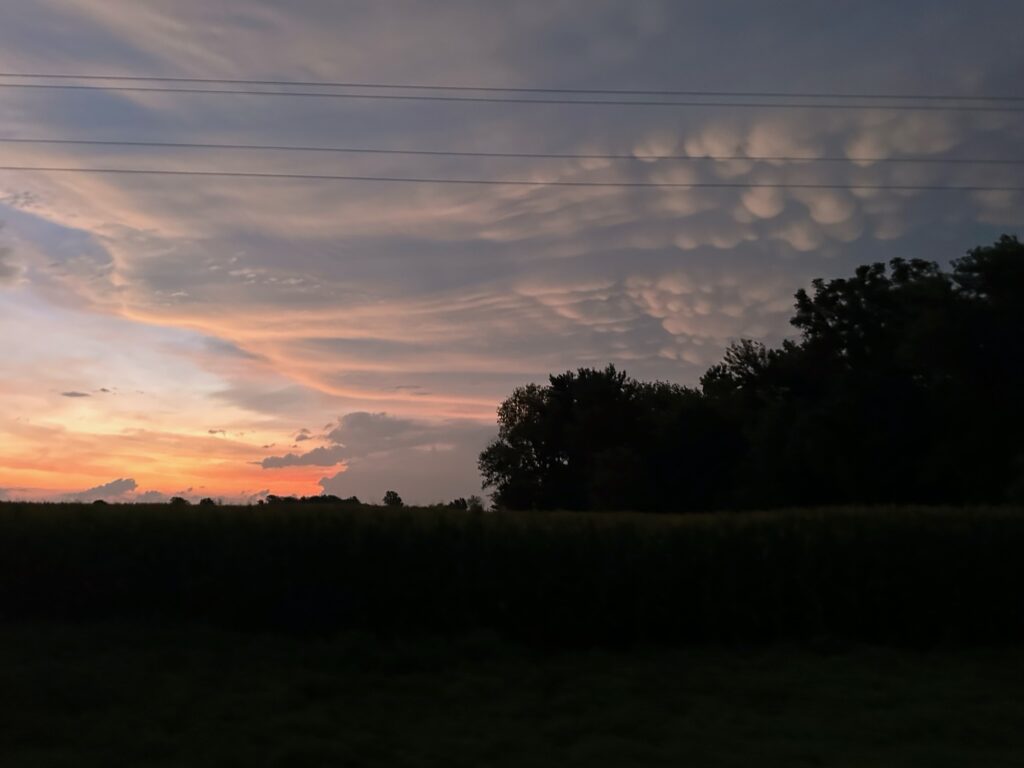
[481,237,1024,510]
[383,490,403,507]
[479,365,735,511]
[169,496,190,507]
[480,365,644,510]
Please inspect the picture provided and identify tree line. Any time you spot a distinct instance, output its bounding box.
[479,236,1024,511]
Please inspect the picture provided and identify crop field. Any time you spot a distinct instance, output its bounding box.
[2,503,1023,766]
[1,502,1022,645]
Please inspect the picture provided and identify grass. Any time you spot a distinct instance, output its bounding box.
[2,504,1023,764]
[1,502,1023,645]
[1,622,1022,767]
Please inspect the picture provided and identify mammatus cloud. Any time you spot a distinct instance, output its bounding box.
[62,477,138,501]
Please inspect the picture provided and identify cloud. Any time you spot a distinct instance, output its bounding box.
[1,1,1022,503]
[261,444,349,469]
[316,421,495,504]
[262,411,434,468]
[134,490,168,503]
[262,411,495,502]
[60,391,91,398]
[62,477,138,502]
[0,244,20,285]
[0,222,21,285]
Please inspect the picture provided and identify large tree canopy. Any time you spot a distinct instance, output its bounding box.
[480,236,1024,511]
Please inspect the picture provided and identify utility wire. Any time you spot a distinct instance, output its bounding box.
[0,82,1022,112]
[2,136,1021,165]
[0,71,1020,102]
[1,165,1020,192]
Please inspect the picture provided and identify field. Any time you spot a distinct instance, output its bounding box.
[2,503,1023,765]
[2,622,1023,767]
[1,502,1022,644]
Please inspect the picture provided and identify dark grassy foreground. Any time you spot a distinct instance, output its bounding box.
[2,504,1024,765]
[1,622,1023,767]
[1,503,1023,644]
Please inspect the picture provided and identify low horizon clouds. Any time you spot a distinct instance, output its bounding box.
[61,477,137,502]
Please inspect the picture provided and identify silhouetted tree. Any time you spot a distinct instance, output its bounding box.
[169,496,190,507]
[383,490,403,507]
[480,365,739,511]
[481,236,1024,511]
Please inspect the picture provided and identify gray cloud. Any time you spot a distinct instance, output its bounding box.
[0,245,19,285]
[317,425,494,504]
[261,444,349,469]
[261,410,494,489]
[62,477,138,502]
[60,391,91,398]
[260,409,495,502]
[262,412,428,468]
[0,222,20,285]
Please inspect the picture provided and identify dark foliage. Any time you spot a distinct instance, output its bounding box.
[480,236,1024,511]
[383,490,403,507]
[0,503,1022,646]
[264,494,362,506]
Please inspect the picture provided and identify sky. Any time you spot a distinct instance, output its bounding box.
[0,1,1022,504]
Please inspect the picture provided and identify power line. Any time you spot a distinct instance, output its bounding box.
[1,82,1022,112]
[2,136,1021,166]
[0,71,1020,102]
[1,165,1020,192]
